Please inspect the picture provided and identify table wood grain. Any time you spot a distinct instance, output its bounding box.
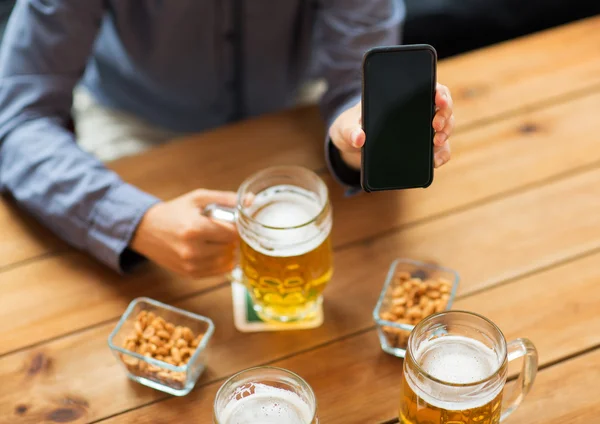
[1,16,599,424]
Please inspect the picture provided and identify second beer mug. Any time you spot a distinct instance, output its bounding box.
[204,166,333,323]
[400,311,538,424]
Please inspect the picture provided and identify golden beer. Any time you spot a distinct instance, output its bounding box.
[400,311,538,424]
[239,184,333,322]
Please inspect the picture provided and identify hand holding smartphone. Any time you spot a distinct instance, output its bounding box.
[361,44,437,191]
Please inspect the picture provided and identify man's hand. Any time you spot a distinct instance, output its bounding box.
[130,189,238,278]
[329,83,455,170]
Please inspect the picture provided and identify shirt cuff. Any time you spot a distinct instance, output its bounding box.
[86,183,160,273]
[324,94,363,197]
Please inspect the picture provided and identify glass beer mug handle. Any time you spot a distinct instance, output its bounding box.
[202,203,236,224]
[500,338,538,422]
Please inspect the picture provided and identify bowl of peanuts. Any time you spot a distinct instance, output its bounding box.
[373,259,459,358]
[108,297,214,396]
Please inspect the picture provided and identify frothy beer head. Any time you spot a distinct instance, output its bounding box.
[409,335,502,410]
[241,185,330,257]
[219,383,313,424]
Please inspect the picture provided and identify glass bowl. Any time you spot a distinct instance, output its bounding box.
[108,297,214,396]
[373,258,459,358]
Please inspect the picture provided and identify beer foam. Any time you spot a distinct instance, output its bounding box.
[406,335,503,410]
[419,336,498,384]
[241,185,330,257]
[219,383,313,424]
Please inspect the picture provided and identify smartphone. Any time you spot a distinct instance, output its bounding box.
[361,44,437,191]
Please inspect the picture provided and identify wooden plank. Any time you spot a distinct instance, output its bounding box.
[0,253,226,357]
[89,251,600,423]
[508,349,600,424]
[3,183,600,422]
[108,106,326,200]
[0,200,66,269]
[2,16,600,270]
[440,16,600,128]
[3,91,600,356]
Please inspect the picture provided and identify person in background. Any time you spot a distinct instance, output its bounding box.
[0,0,454,278]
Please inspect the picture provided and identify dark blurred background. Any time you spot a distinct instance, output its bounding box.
[403,0,600,58]
[1,0,598,60]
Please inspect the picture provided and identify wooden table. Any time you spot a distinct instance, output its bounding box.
[1,16,599,424]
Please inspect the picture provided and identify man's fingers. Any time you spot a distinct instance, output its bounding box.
[196,216,238,243]
[347,127,366,149]
[433,112,448,132]
[434,141,451,168]
[435,83,454,110]
[434,114,455,146]
[191,189,238,208]
[330,102,364,151]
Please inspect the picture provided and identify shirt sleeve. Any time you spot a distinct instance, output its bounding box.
[315,0,405,194]
[0,0,160,272]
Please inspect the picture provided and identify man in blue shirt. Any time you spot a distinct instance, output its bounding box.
[0,0,454,278]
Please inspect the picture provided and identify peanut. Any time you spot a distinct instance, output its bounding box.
[156,330,171,340]
[182,327,194,343]
[171,347,182,363]
[156,346,170,357]
[391,306,405,317]
[172,326,183,341]
[151,318,165,331]
[142,326,155,340]
[122,356,138,367]
[391,286,405,297]
[392,297,406,306]
[407,306,422,320]
[428,290,441,299]
[149,335,162,345]
[380,311,397,322]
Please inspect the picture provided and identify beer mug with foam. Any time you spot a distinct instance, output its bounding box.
[203,166,333,323]
[400,311,538,424]
[213,366,319,424]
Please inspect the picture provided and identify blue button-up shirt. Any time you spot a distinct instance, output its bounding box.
[0,0,403,272]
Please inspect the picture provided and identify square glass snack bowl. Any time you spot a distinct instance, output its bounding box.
[108,297,214,396]
[373,259,459,358]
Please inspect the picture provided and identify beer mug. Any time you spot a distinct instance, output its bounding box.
[213,366,319,424]
[203,166,333,322]
[400,311,538,424]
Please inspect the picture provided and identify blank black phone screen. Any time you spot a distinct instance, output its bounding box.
[362,47,436,190]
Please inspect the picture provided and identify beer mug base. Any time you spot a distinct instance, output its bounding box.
[228,267,324,323]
